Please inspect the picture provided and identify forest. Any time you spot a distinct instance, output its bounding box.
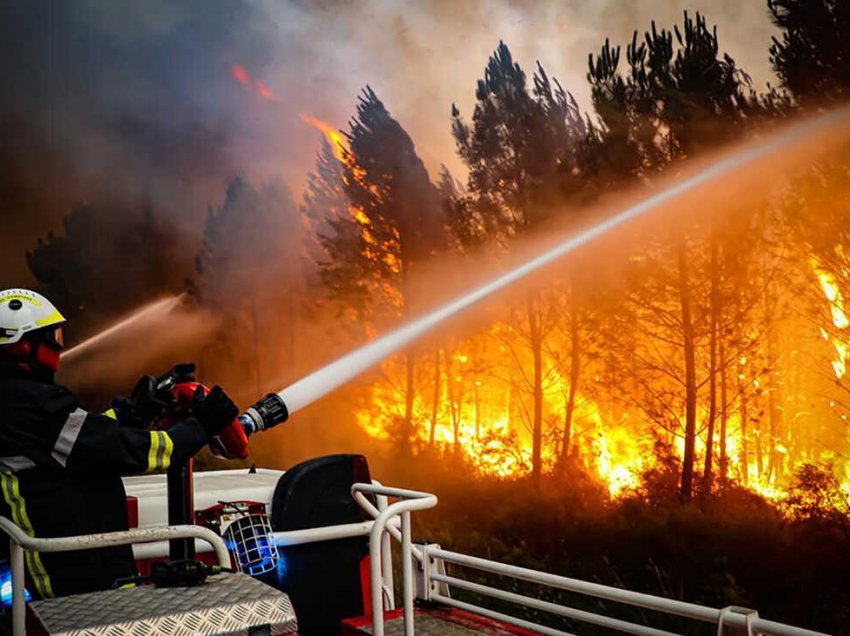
[20,1,850,632]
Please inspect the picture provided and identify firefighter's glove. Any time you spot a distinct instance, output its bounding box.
[191,385,238,437]
[113,375,170,429]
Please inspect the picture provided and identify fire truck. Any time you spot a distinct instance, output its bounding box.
[0,454,829,636]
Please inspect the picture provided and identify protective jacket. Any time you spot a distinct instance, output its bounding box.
[0,369,208,598]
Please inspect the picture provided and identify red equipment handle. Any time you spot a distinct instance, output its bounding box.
[158,381,249,460]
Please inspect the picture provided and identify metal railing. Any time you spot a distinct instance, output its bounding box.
[0,516,230,636]
[419,547,830,636]
[351,482,438,636]
[350,483,831,636]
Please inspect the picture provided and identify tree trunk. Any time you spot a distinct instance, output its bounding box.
[703,238,719,492]
[719,334,729,483]
[400,268,415,456]
[766,325,781,483]
[402,352,415,454]
[561,303,580,467]
[474,382,481,440]
[739,366,749,484]
[443,348,460,456]
[678,243,698,502]
[527,291,544,488]
[429,345,440,445]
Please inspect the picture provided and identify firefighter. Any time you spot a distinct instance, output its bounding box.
[0,288,239,598]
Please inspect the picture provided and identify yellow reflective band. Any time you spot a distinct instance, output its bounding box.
[146,431,161,473]
[1,471,54,598]
[9,474,54,599]
[161,433,174,471]
[0,294,41,307]
[34,308,65,327]
[103,408,117,420]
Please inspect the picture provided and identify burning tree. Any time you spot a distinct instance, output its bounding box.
[587,12,766,500]
[452,42,590,486]
[316,88,445,454]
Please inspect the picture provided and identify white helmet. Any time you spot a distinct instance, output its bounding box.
[0,289,66,346]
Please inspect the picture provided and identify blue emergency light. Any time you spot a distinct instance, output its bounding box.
[0,561,32,608]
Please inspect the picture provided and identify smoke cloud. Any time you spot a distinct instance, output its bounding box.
[0,0,778,283]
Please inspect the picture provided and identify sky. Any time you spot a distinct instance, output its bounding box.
[0,0,779,284]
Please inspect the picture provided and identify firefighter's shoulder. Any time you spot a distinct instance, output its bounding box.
[0,377,78,417]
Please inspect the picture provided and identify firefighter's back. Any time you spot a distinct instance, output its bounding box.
[0,376,135,598]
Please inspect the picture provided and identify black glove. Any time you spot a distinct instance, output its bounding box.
[190,385,238,437]
[113,375,168,429]
[156,363,196,389]
[112,364,198,429]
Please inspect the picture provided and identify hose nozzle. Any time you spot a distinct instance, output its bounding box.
[239,393,289,436]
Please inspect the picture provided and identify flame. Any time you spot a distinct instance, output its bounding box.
[351,325,837,501]
[814,262,850,378]
[255,80,278,101]
[354,336,649,493]
[352,207,370,226]
[595,430,641,497]
[340,242,850,505]
[815,265,850,329]
[300,113,400,280]
[300,114,349,163]
[231,64,249,86]
[231,64,277,101]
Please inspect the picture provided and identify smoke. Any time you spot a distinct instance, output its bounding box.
[0,1,275,283]
[0,1,778,285]
[58,294,219,405]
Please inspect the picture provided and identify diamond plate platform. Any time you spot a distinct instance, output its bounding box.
[30,572,298,635]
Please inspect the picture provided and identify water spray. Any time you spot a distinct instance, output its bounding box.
[234,107,850,434]
[61,295,186,362]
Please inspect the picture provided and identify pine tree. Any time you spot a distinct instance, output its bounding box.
[27,201,178,341]
[319,87,445,453]
[769,0,850,102]
[587,12,761,500]
[452,42,589,485]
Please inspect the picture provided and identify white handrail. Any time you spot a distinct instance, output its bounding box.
[425,547,831,636]
[351,482,438,636]
[0,516,230,636]
[430,573,678,636]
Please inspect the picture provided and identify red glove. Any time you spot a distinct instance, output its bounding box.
[159,381,249,460]
[209,420,250,460]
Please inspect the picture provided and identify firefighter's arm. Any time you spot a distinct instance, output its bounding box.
[57,385,238,475]
[57,410,208,475]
